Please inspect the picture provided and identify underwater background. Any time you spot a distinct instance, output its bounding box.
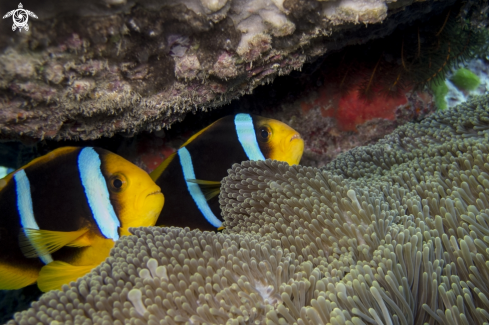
[1,0,489,323]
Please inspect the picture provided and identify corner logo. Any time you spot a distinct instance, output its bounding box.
[2,3,37,32]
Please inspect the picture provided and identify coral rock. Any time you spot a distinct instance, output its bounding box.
[0,0,457,141]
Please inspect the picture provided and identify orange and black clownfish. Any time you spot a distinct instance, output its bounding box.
[0,147,164,292]
[150,113,304,231]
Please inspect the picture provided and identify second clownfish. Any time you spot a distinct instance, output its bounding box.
[151,113,304,231]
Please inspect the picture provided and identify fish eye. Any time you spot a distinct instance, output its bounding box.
[113,179,123,188]
[109,174,128,192]
[259,126,271,141]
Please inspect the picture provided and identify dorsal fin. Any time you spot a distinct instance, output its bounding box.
[150,152,177,181]
[0,178,6,191]
[151,119,220,181]
[19,227,91,258]
[0,148,78,193]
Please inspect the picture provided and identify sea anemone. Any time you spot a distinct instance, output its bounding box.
[8,94,489,324]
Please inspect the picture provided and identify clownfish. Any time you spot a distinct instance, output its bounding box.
[0,147,164,292]
[150,113,304,231]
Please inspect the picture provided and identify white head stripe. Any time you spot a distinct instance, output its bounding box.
[178,147,222,228]
[78,147,120,241]
[234,113,266,161]
[14,169,53,265]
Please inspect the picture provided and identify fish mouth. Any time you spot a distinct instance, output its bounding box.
[290,133,302,141]
[146,190,162,197]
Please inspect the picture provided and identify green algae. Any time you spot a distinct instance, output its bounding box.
[430,80,449,110]
[449,67,481,91]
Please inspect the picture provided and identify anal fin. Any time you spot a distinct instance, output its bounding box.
[37,261,95,292]
[19,227,91,259]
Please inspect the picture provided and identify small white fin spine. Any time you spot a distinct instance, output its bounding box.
[2,10,14,19]
[26,10,38,18]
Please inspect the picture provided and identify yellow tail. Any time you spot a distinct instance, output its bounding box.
[0,263,39,290]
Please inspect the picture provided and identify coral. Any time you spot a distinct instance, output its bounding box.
[275,87,435,168]
[0,0,458,141]
[450,67,481,91]
[252,5,488,166]
[8,94,489,324]
[459,0,489,29]
[302,6,488,105]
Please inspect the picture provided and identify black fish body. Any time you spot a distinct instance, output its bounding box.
[153,119,249,230]
[0,148,94,289]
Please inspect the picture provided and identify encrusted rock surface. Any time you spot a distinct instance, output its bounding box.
[0,0,455,141]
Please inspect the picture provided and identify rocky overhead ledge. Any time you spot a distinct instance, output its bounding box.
[0,0,455,141]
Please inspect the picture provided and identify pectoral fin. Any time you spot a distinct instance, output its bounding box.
[186,179,221,200]
[37,261,95,292]
[19,227,91,259]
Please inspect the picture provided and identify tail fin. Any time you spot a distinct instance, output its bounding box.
[0,263,39,290]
